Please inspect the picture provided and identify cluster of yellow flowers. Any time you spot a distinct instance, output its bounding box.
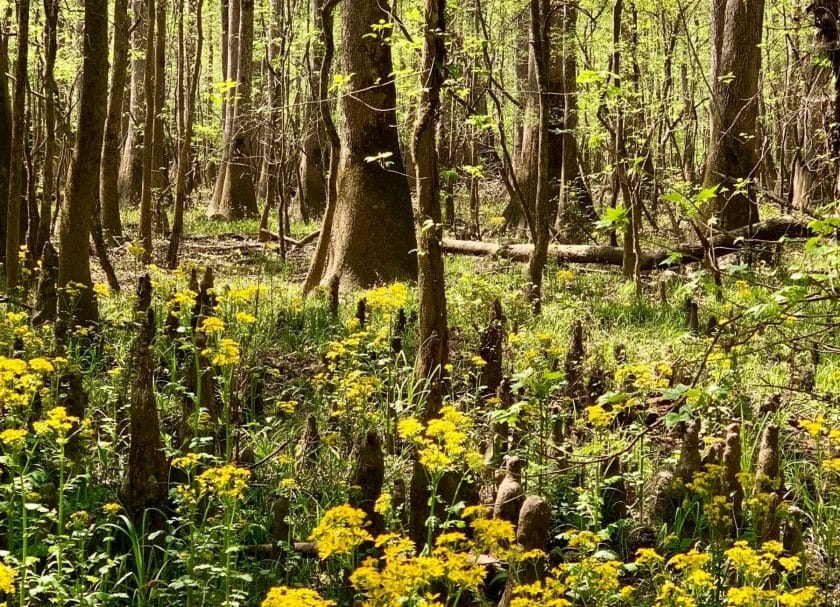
[350,531,485,606]
[631,543,819,607]
[0,559,15,594]
[398,406,483,475]
[614,362,672,391]
[0,356,53,409]
[364,282,408,311]
[261,586,335,607]
[33,406,81,444]
[308,504,373,560]
[195,464,250,500]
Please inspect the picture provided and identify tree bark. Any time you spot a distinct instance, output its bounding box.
[167,0,203,268]
[526,0,551,313]
[118,0,147,206]
[700,0,765,230]
[0,13,12,256]
[139,0,157,262]
[58,0,109,326]
[207,0,258,219]
[303,0,417,290]
[555,0,596,242]
[100,0,129,244]
[413,0,448,418]
[4,0,30,291]
[37,0,60,259]
[295,0,327,223]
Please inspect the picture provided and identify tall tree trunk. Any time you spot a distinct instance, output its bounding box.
[408,0,449,549]
[4,0,30,291]
[700,0,765,230]
[413,0,448,418]
[526,0,550,313]
[152,0,167,231]
[58,0,109,326]
[303,0,417,290]
[0,11,14,257]
[37,0,59,259]
[207,0,258,219]
[799,1,840,210]
[101,0,129,244]
[555,0,595,242]
[219,0,257,219]
[139,0,157,262]
[167,0,203,268]
[295,0,327,223]
[118,0,147,206]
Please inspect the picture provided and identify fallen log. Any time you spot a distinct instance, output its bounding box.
[442,217,813,269]
[259,228,321,249]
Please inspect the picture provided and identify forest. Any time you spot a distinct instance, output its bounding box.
[0,0,839,604]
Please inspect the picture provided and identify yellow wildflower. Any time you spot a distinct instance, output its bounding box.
[0,428,27,447]
[196,464,250,500]
[261,586,335,607]
[308,504,372,560]
[0,559,15,593]
[200,316,226,335]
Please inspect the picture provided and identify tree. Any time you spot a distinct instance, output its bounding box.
[413,0,448,417]
[139,0,157,262]
[37,0,59,258]
[294,0,328,223]
[700,0,765,230]
[207,0,258,220]
[303,0,417,291]
[58,0,109,326]
[4,0,29,291]
[526,0,550,313]
[100,0,129,244]
[167,0,204,268]
[0,10,12,257]
[118,0,148,206]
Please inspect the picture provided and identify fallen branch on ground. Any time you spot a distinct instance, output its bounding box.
[442,216,813,269]
[259,228,321,249]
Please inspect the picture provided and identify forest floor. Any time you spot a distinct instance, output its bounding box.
[2,206,838,606]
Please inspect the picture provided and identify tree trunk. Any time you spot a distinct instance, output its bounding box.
[4,0,30,291]
[207,0,258,219]
[303,0,417,291]
[526,0,550,313]
[799,1,840,210]
[118,0,147,206]
[37,0,59,259]
[295,0,327,223]
[413,0,448,418]
[139,0,157,262]
[100,0,129,244]
[700,0,765,230]
[167,0,203,268]
[152,0,167,232]
[555,0,596,242]
[58,0,109,326]
[0,14,12,257]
